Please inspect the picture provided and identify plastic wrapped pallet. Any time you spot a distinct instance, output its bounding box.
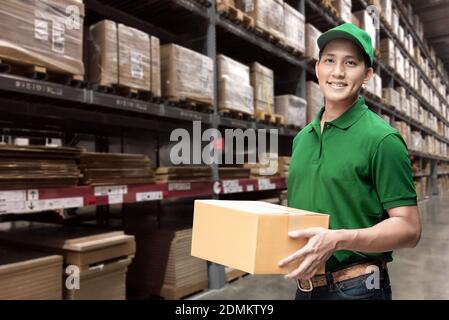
[353,10,377,49]
[331,0,352,23]
[0,0,84,76]
[217,54,250,84]
[88,20,151,92]
[392,9,399,35]
[380,38,395,69]
[283,3,305,53]
[218,78,254,115]
[274,95,307,128]
[306,24,321,61]
[410,131,422,152]
[381,0,392,26]
[306,81,324,123]
[150,36,161,97]
[239,0,284,41]
[161,44,214,105]
[382,88,400,110]
[250,62,274,114]
[395,48,404,79]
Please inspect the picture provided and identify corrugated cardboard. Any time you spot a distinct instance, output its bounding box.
[0,0,84,76]
[160,44,214,104]
[306,81,324,123]
[150,36,161,96]
[305,23,321,60]
[283,3,305,53]
[250,62,274,114]
[274,95,307,127]
[218,77,254,115]
[191,200,329,274]
[241,0,284,41]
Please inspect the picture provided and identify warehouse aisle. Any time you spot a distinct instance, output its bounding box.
[193,192,449,300]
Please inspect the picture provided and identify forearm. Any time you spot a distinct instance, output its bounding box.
[334,215,421,253]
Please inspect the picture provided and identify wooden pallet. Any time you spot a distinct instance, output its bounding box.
[256,110,285,125]
[219,108,255,121]
[278,41,304,57]
[254,27,281,44]
[167,97,213,113]
[217,1,255,28]
[225,267,248,283]
[0,58,86,87]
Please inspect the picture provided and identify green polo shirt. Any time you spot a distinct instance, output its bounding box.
[288,95,417,271]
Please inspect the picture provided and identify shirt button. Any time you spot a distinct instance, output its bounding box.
[326,124,331,129]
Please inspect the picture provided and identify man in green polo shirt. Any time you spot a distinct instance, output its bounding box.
[279,23,421,300]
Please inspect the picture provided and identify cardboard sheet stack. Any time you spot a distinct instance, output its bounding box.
[305,24,321,61]
[88,20,160,94]
[0,0,84,77]
[161,44,213,106]
[0,222,135,300]
[79,152,154,185]
[237,0,284,41]
[218,55,253,115]
[250,62,274,117]
[0,244,62,300]
[219,166,251,179]
[155,166,212,183]
[275,95,307,128]
[127,226,208,299]
[0,144,82,190]
[306,81,324,123]
[283,3,305,53]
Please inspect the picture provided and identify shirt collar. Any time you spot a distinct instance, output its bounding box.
[307,95,368,133]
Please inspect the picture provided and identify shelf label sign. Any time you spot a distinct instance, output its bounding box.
[108,194,123,205]
[222,180,243,194]
[94,185,128,196]
[258,179,276,190]
[136,191,163,202]
[0,190,26,203]
[168,183,191,191]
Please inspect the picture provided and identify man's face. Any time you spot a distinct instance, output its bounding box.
[315,38,373,104]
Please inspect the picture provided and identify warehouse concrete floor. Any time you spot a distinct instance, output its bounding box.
[191,191,448,300]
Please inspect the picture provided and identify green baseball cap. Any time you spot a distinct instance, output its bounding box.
[317,23,374,66]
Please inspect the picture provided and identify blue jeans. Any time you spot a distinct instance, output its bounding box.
[295,270,392,300]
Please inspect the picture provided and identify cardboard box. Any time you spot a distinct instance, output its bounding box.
[250,62,274,114]
[191,200,329,274]
[305,23,321,60]
[380,0,392,26]
[161,44,214,104]
[217,54,250,84]
[150,36,161,97]
[353,10,377,49]
[382,88,400,110]
[283,3,305,53]
[306,81,324,123]
[218,77,254,115]
[0,0,84,76]
[380,38,395,69]
[332,0,352,23]
[274,95,307,127]
[88,20,151,91]
[242,0,284,41]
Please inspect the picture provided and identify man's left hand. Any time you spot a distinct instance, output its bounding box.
[278,227,340,280]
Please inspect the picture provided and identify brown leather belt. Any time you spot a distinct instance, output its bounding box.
[297,261,387,292]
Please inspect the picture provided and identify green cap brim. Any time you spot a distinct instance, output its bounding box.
[317,30,373,66]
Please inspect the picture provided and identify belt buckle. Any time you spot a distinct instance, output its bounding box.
[297,279,313,292]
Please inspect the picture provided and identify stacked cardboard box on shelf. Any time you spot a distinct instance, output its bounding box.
[250,62,274,116]
[0,144,82,190]
[353,10,377,49]
[410,131,423,152]
[365,74,382,99]
[283,3,305,53]
[380,0,392,26]
[240,0,285,41]
[88,20,152,93]
[331,0,352,23]
[382,88,400,111]
[0,245,62,300]
[305,24,321,61]
[0,222,135,300]
[79,152,154,185]
[380,38,395,69]
[244,153,280,178]
[274,95,307,128]
[218,55,253,115]
[161,44,214,105]
[0,0,85,77]
[306,81,324,123]
[127,226,208,299]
